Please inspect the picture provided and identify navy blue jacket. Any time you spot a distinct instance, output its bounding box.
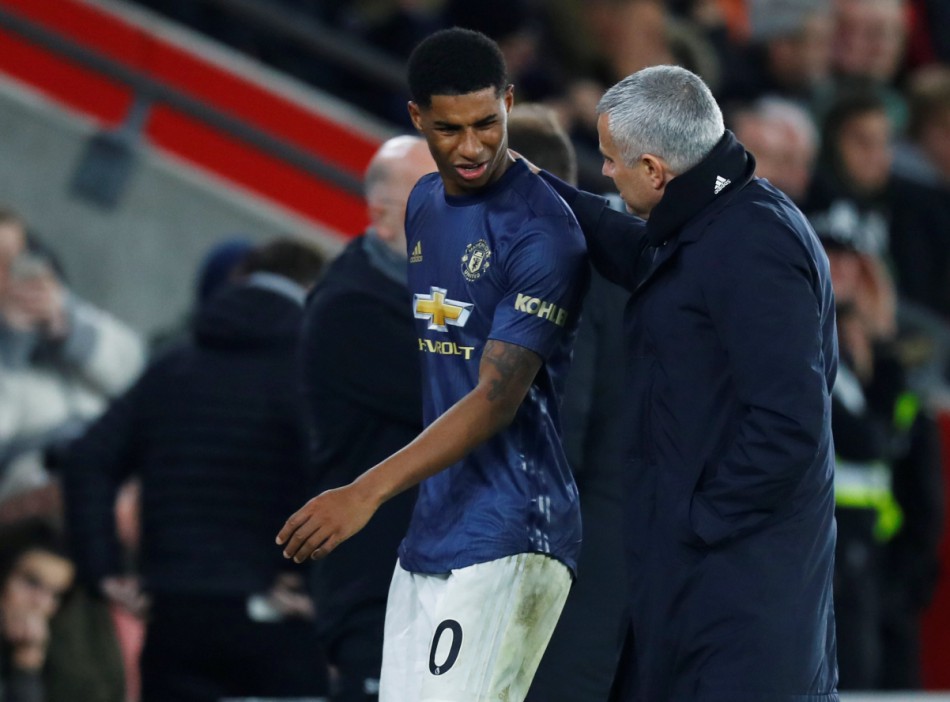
[543,131,840,701]
[63,279,313,597]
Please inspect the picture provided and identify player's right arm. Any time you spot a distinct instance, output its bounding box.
[512,150,646,289]
[276,338,541,563]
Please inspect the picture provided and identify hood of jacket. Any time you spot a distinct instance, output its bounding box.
[193,278,304,350]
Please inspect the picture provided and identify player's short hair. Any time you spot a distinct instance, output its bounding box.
[507,104,578,186]
[408,28,508,109]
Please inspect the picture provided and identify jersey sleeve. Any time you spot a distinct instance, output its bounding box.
[489,214,588,360]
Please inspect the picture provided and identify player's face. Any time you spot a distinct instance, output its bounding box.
[409,86,514,197]
[597,113,664,219]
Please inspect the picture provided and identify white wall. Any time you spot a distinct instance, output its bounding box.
[0,75,344,340]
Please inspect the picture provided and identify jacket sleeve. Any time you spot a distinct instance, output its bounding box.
[51,295,146,397]
[690,215,833,545]
[539,171,647,290]
[61,375,144,586]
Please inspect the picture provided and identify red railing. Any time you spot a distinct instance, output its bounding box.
[0,0,389,237]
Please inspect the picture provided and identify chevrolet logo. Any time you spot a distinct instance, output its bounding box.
[413,286,473,332]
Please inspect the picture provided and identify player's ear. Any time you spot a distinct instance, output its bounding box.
[408,102,424,132]
[503,85,514,113]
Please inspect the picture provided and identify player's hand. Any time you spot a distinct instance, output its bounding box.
[276,484,376,563]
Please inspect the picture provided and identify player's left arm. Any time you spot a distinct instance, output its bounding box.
[276,338,541,562]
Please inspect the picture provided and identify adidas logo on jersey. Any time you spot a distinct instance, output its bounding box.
[410,241,423,263]
[714,175,731,195]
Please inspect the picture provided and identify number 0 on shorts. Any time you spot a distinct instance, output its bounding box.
[379,553,572,701]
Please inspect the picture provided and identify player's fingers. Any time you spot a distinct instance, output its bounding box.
[276,508,311,546]
[279,517,322,560]
[310,533,340,560]
[293,528,331,564]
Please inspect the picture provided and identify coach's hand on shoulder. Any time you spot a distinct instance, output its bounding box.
[508,149,540,174]
[276,484,377,563]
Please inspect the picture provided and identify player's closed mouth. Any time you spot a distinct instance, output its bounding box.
[456,162,488,180]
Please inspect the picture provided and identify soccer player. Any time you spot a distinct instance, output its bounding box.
[277,27,588,702]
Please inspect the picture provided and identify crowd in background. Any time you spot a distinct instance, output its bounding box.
[1,0,950,700]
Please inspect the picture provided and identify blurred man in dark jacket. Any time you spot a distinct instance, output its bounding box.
[299,135,435,702]
[62,238,328,702]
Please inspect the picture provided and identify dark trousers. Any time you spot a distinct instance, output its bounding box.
[527,489,628,702]
[141,594,328,702]
[833,508,883,690]
[328,622,384,702]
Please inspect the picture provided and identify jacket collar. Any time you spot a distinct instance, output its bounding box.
[644,130,756,247]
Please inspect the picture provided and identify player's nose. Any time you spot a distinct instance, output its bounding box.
[457,129,482,161]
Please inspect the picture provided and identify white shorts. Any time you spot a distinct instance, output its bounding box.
[379,553,572,702]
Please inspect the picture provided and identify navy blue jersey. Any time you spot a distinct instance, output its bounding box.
[399,160,588,575]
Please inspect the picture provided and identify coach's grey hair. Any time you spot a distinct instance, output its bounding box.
[597,65,725,175]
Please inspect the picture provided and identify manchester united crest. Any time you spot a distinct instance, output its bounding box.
[461,239,492,282]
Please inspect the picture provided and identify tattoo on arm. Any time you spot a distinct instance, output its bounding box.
[481,340,540,402]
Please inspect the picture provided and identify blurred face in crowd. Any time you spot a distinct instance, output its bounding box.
[767,12,834,92]
[833,0,906,82]
[597,113,669,219]
[1,549,74,621]
[0,219,26,298]
[365,137,437,257]
[599,0,674,81]
[836,107,892,194]
[825,247,863,304]
[409,86,514,197]
[919,106,950,184]
[734,113,817,203]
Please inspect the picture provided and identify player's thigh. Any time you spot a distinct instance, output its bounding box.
[422,553,571,702]
[379,561,447,702]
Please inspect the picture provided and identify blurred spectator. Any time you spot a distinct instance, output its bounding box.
[320,0,445,60]
[719,0,834,114]
[193,237,254,306]
[509,104,629,702]
[444,0,567,103]
[818,218,944,689]
[148,236,253,352]
[45,479,145,702]
[729,96,819,204]
[0,207,145,520]
[299,135,433,702]
[0,520,74,702]
[806,88,950,319]
[893,66,950,188]
[831,0,910,129]
[833,0,908,85]
[508,104,578,185]
[62,238,329,702]
[585,0,676,83]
